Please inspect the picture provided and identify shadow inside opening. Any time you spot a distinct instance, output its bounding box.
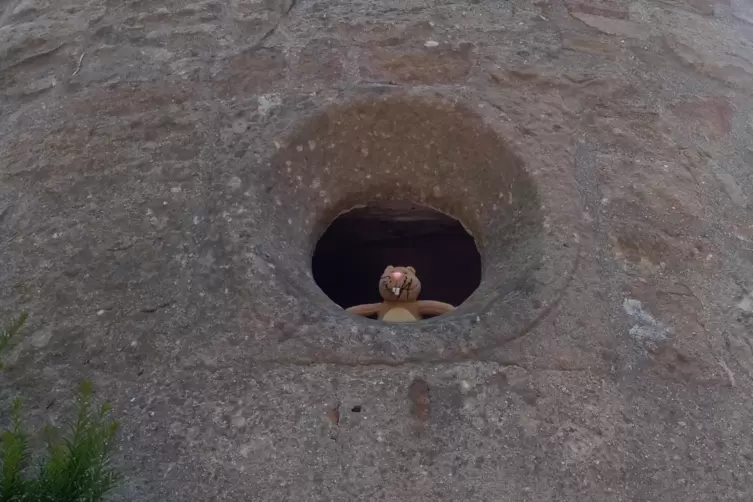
[312,203,482,318]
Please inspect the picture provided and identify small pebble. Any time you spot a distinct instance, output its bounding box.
[424,40,439,47]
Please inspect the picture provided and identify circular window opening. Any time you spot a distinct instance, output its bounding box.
[312,202,482,320]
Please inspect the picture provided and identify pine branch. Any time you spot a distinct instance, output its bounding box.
[0,380,121,502]
[0,312,28,367]
[0,398,30,501]
[31,380,121,501]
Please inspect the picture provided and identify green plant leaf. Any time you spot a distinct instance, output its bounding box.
[0,378,122,502]
[0,315,122,502]
[0,398,30,501]
[0,312,28,358]
[30,381,122,501]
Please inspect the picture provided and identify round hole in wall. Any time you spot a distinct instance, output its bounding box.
[250,93,580,359]
[311,202,482,318]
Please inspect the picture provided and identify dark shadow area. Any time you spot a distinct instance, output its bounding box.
[312,203,482,312]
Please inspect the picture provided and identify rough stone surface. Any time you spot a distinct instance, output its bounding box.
[0,0,752,501]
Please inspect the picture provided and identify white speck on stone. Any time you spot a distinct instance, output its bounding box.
[296,145,303,152]
[623,298,657,325]
[131,341,138,347]
[171,186,181,193]
[424,40,439,47]
[460,380,472,391]
[193,216,200,224]
[433,186,442,197]
[623,298,670,342]
[308,140,317,151]
[97,309,106,316]
[52,232,60,239]
[714,166,748,208]
[738,292,753,313]
[163,201,167,206]
[257,93,281,116]
[29,327,52,349]
[228,176,242,190]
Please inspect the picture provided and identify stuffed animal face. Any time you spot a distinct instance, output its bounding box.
[379,266,422,302]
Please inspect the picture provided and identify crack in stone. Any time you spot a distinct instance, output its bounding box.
[140,301,173,314]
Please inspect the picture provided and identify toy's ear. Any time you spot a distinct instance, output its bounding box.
[384,265,394,273]
[407,266,416,274]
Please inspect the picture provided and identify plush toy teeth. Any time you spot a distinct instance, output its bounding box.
[392,287,401,296]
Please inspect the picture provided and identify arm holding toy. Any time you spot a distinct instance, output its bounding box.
[346,303,382,317]
[416,300,455,317]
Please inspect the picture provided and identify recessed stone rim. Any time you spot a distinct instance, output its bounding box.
[251,90,581,360]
